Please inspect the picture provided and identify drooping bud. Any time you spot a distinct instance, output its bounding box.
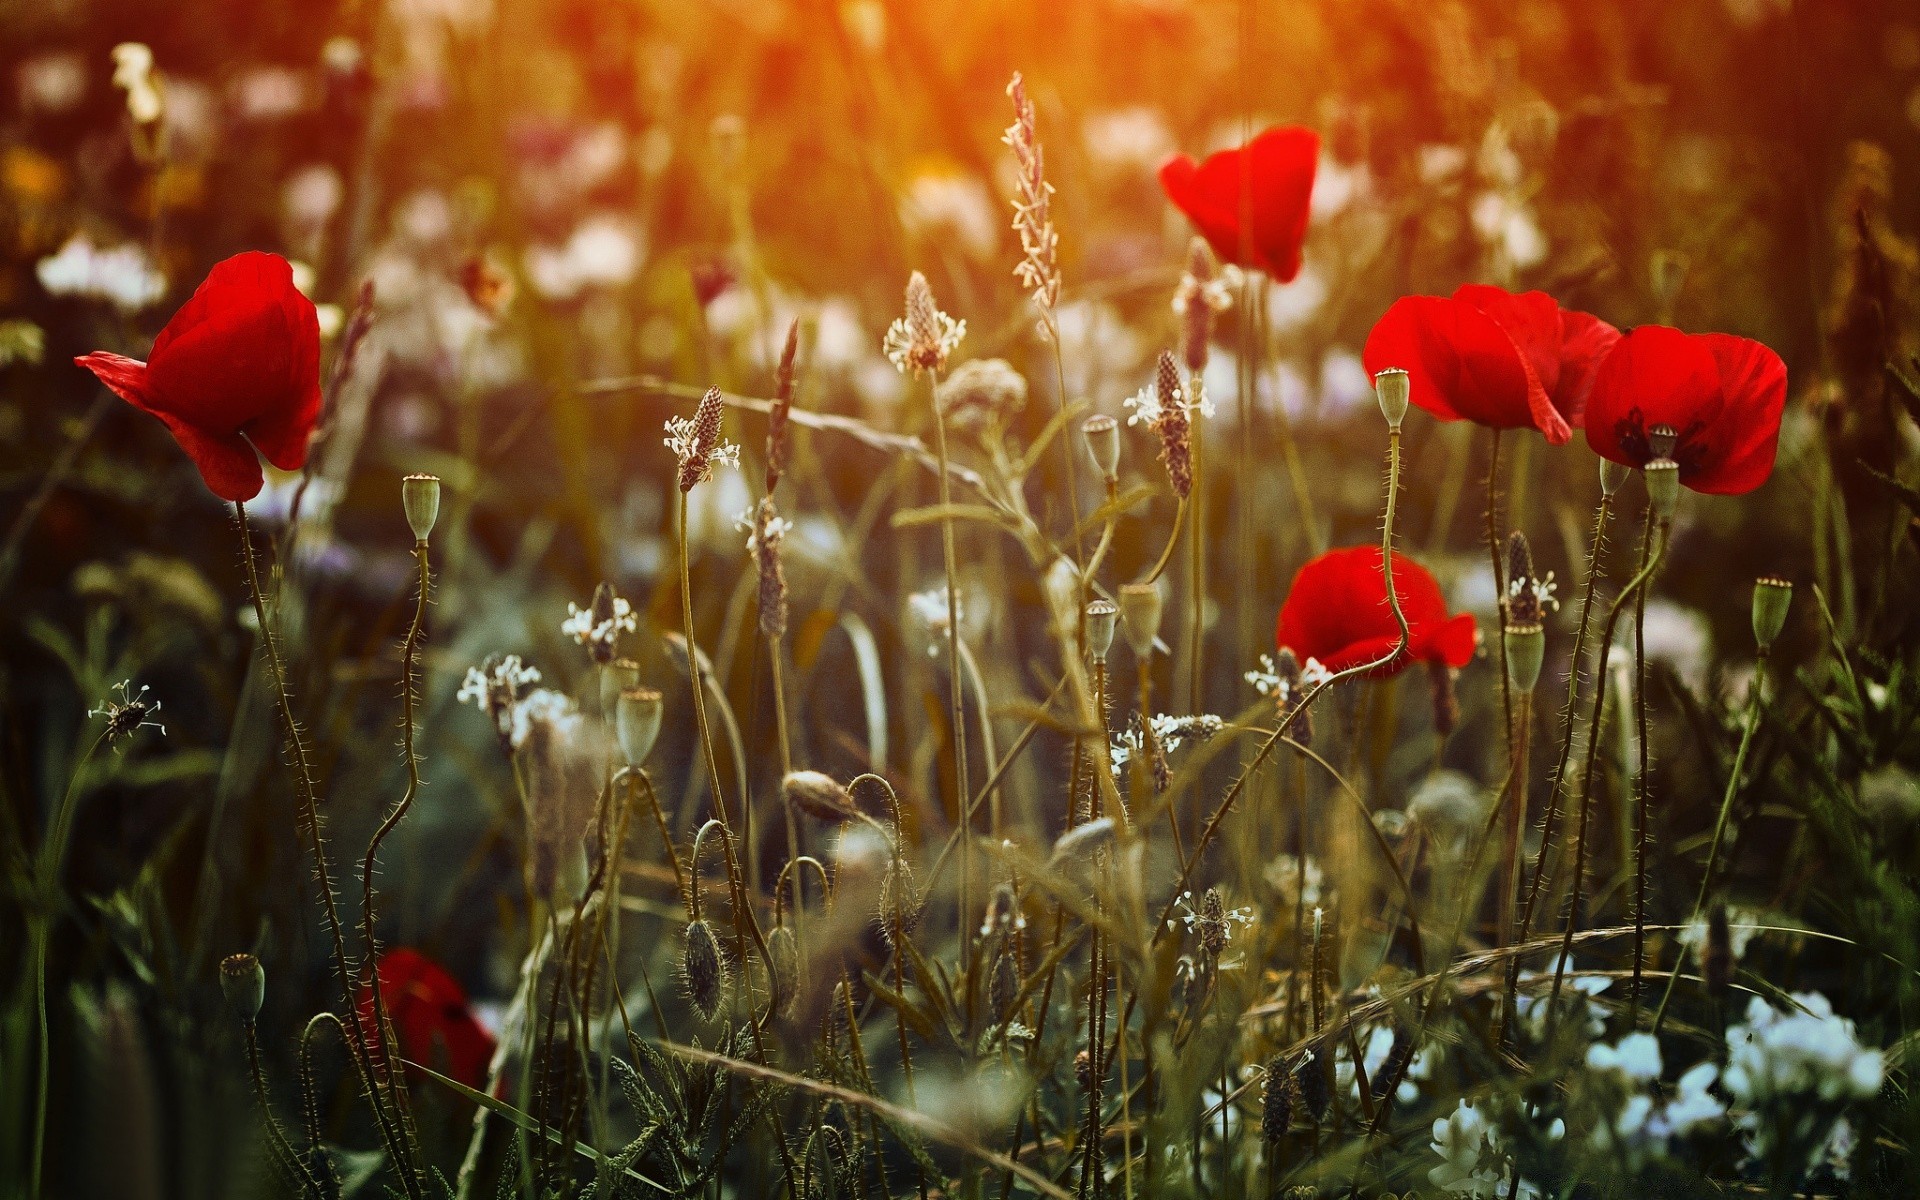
[220,952,266,1022]
[767,924,801,1016]
[1049,816,1116,868]
[1751,576,1792,655]
[1118,583,1163,660]
[615,687,663,767]
[682,918,728,1020]
[401,474,441,542]
[1085,599,1118,662]
[783,770,856,823]
[1373,368,1410,430]
[1082,414,1121,482]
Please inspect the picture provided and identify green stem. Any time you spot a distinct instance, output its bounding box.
[929,371,974,964]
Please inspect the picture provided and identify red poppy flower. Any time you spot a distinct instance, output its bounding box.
[75,251,321,502]
[356,948,495,1091]
[1582,324,1787,495]
[1361,284,1620,445]
[1275,545,1478,676]
[1158,125,1319,282]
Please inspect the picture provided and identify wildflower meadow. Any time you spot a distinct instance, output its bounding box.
[4,1,1920,1197]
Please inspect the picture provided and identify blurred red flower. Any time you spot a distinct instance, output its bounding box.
[1158,126,1319,282]
[356,948,495,1091]
[1361,284,1619,445]
[75,251,321,502]
[1275,545,1478,676]
[1582,324,1788,495]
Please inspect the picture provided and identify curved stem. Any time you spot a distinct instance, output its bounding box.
[234,502,420,1198]
[247,1021,326,1198]
[357,540,431,1167]
[1136,497,1187,588]
[1652,656,1769,1035]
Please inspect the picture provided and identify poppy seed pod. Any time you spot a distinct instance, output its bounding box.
[1599,458,1631,497]
[1373,368,1410,430]
[615,687,663,766]
[1082,414,1121,482]
[1118,583,1163,660]
[401,473,440,542]
[1751,576,1792,654]
[1504,623,1545,695]
[220,952,265,1022]
[1085,599,1118,661]
[600,657,641,713]
[783,770,855,822]
[1644,459,1680,520]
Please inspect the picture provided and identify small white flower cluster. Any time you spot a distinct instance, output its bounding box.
[1723,992,1883,1178]
[1170,262,1238,317]
[90,679,165,744]
[111,42,162,124]
[734,506,793,556]
[37,235,166,313]
[662,415,742,475]
[457,654,543,745]
[907,587,960,655]
[1583,1033,1723,1169]
[506,687,582,753]
[522,214,642,302]
[1333,1024,1437,1108]
[1506,570,1561,613]
[1429,1098,1561,1200]
[883,309,966,375]
[1244,653,1331,701]
[1108,713,1219,774]
[1676,907,1762,964]
[1512,954,1611,1043]
[1166,889,1254,941]
[561,595,637,656]
[1122,376,1214,427]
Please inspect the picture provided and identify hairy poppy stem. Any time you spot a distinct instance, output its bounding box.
[1546,514,1670,1035]
[233,501,423,1200]
[357,538,432,1183]
[245,1019,327,1198]
[1501,493,1613,1046]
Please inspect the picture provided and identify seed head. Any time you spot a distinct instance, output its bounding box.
[1173,237,1228,373]
[616,687,663,767]
[766,319,799,494]
[1374,368,1410,429]
[668,387,741,492]
[1428,661,1459,739]
[1273,649,1314,746]
[1085,598,1118,662]
[1294,1045,1331,1123]
[1261,1057,1292,1145]
[401,473,441,542]
[219,952,265,1022]
[1003,72,1061,321]
[1152,350,1192,499]
[1752,575,1793,654]
[750,497,790,639]
[883,271,965,376]
[1118,583,1163,660]
[1082,414,1121,481]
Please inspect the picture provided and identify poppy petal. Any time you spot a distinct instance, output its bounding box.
[1693,334,1787,495]
[1552,309,1622,426]
[1584,325,1722,474]
[146,252,322,440]
[1159,126,1318,280]
[1420,613,1480,669]
[153,410,264,501]
[1363,295,1543,432]
[75,351,157,413]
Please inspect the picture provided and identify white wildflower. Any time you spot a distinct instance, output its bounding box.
[37,235,166,313]
[508,687,581,753]
[111,43,162,125]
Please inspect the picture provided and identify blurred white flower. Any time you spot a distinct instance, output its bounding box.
[1261,853,1326,907]
[111,43,162,125]
[1263,264,1329,335]
[1472,191,1547,272]
[524,214,643,301]
[1725,992,1883,1108]
[1514,954,1610,1043]
[1634,598,1713,691]
[900,169,998,261]
[1418,144,1469,184]
[1429,1099,1550,1200]
[283,164,344,233]
[1319,348,1375,418]
[232,66,310,121]
[1676,907,1763,965]
[17,53,87,114]
[1311,155,1372,221]
[1587,1032,1663,1084]
[37,235,166,312]
[1081,106,1174,175]
[508,687,579,752]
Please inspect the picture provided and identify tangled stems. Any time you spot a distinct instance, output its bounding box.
[928,371,975,961]
[356,537,432,1178]
[28,731,104,1199]
[1545,515,1671,1029]
[1651,649,1772,1035]
[1502,493,1614,1039]
[234,502,424,1199]
[245,1018,326,1198]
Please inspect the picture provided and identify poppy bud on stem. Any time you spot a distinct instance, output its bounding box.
[1373,367,1410,430]
[401,474,440,543]
[1751,575,1792,655]
[1082,414,1121,483]
[220,952,266,1022]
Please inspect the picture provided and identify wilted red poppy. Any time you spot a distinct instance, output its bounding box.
[75,251,321,503]
[1582,324,1787,495]
[1275,545,1478,676]
[1362,284,1619,445]
[1158,125,1319,282]
[356,948,495,1091]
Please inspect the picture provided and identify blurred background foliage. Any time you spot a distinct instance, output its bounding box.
[3,0,1920,1195]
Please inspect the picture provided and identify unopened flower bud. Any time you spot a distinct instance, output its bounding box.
[767,924,800,1016]
[682,918,728,1020]
[616,687,663,766]
[1644,459,1680,520]
[1118,583,1163,659]
[1049,816,1116,868]
[1085,599,1118,661]
[401,474,440,542]
[1751,576,1792,654]
[1082,414,1120,482]
[783,770,855,822]
[1373,368,1410,430]
[600,657,641,713]
[1504,623,1545,694]
[220,952,265,1022]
